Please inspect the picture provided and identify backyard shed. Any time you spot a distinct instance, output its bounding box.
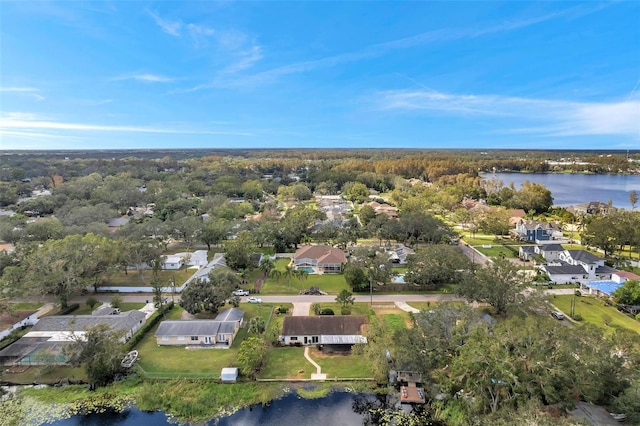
[221,367,238,383]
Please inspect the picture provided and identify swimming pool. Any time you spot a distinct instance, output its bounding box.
[392,274,405,284]
[299,267,315,274]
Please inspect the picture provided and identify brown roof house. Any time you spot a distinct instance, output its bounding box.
[293,245,346,274]
[281,316,367,348]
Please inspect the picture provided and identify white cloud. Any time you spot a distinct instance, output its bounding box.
[0,86,44,101]
[112,73,174,83]
[147,9,182,37]
[377,89,640,138]
[0,113,253,136]
[201,3,607,90]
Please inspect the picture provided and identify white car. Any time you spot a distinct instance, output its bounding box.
[232,289,250,296]
[247,297,262,304]
[551,311,565,320]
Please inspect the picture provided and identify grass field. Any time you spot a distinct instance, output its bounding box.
[258,347,310,379]
[381,314,407,332]
[310,348,373,378]
[9,302,43,310]
[307,302,374,316]
[105,267,194,287]
[136,303,278,377]
[261,263,349,295]
[552,295,640,335]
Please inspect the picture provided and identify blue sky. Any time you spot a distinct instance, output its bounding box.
[1,1,639,150]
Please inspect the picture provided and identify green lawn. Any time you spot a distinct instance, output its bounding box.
[474,244,520,258]
[105,267,194,287]
[307,302,374,316]
[381,314,407,332]
[552,295,640,334]
[69,301,146,316]
[407,301,466,311]
[135,304,279,377]
[1,365,87,384]
[259,347,311,379]
[261,273,349,295]
[311,349,374,378]
[9,302,43,310]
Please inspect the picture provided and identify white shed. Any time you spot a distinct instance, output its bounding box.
[220,367,238,383]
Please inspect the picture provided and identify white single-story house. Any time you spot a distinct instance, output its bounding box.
[155,308,244,347]
[293,245,346,274]
[281,316,367,348]
[161,250,209,270]
[612,270,640,283]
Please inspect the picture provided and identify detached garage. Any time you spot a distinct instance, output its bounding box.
[221,367,238,383]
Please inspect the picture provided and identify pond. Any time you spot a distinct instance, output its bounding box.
[49,391,381,426]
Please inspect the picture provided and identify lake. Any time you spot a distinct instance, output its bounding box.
[484,173,640,210]
[49,391,378,426]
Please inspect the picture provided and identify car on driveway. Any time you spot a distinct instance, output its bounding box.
[247,297,262,304]
[551,311,565,320]
[232,289,250,296]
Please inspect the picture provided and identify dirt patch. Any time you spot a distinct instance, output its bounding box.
[253,272,266,291]
[5,365,29,374]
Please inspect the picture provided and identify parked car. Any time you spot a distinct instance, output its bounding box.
[551,311,565,320]
[232,289,250,296]
[247,297,262,304]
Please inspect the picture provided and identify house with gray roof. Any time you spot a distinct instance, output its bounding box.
[541,249,616,284]
[155,308,244,347]
[0,310,147,365]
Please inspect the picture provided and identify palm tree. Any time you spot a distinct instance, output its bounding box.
[283,264,294,287]
[269,268,282,281]
[259,257,274,276]
[295,268,309,282]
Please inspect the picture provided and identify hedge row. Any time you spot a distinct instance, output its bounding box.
[125,301,174,351]
[58,303,80,315]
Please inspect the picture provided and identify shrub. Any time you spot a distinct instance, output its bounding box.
[58,303,79,315]
[575,290,582,297]
[125,302,174,351]
[230,296,240,308]
[86,296,98,309]
[636,313,640,322]
[572,314,583,321]
[340,307,352,315]
[111,294,123,309]
[320,308,334,315]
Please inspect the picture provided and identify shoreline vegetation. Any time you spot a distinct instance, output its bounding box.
[0,380,377,424]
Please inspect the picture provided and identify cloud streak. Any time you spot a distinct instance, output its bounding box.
[0,113,253,136]
[191,4,596,91]
[112,73,175,83]
[147,9,181,37]
[377,89,640,138]
[0,86,44,101]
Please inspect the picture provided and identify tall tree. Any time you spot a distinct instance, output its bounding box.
[405,245,471,289]
[65,324,125,387]
[237,336,267,378]
[457,257,529,315]
[336,289,355,309]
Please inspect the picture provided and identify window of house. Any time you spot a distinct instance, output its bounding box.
[290,336,298,341]
[162,336,168,341]
[178,336,185,341]
[191,336,199,341]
